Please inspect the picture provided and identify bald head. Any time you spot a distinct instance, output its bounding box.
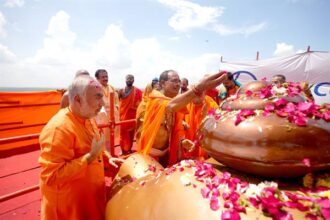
[272,74,286,85]
[126,74,135,87]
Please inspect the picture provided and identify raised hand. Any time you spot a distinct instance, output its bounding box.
[195,71,228,92]
[86,134,105,163]
[109,157,125,168]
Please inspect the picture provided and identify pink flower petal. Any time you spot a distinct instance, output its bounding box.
[235,115,244,126]
[265,103,275,111]
[240,109,256,117]
[297,102,313,112]
[221,210,241,220]
[274,211,293,220]
[201,187,210,198]
[222,192,230,200]
[276,110,288,117]
[262,110,271,117]
[324,110,330,122]
[294,116,308,126]
[305,213,318,220]
[208,108,216,116]
[275,98,287,107]
[283,103,296,113]
[210,196,220,211]
[245,90,253,97]
[259,87,273,99]
[302,158,311,167]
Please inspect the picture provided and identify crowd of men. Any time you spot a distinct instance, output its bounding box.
[39,69,298,219]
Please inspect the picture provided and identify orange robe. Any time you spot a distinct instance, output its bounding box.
[184,96,218,159]
[205,88,220,104]
[96,84,120,152]
[119,86,142,151]
[135,83,153,142]
[138,90,186,166]
[39,108,106,220]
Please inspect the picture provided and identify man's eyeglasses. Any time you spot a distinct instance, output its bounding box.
[167,79,181,84]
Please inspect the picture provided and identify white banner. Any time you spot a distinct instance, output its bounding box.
[220,51,330,104]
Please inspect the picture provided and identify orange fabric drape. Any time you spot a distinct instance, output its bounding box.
[0,90,62,150]
[168,111,186,165]
[119,87,142,126]
[119,87,142,151]
[135,83,154,142]
[184,96,218,159]
[138,90,170,155]
[205,88,220,104]
[138,90,186,166]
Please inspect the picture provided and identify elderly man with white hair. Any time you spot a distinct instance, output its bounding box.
[39,75,122,220]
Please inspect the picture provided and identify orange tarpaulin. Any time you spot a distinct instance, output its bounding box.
[0,90,63,151]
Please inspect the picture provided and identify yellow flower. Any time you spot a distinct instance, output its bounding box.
[316,178,330,188]
[303,173,314,188]
[319,190,330,199]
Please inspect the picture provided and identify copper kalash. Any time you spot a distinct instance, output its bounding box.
[199,81,330,178]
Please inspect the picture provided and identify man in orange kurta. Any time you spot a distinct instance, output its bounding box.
[138,70,228,167]
[118,74,142,154]
[95,69,120,152]
[39,75,120,220]
[184,94,219,160]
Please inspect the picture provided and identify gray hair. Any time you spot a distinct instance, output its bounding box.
[68,75,96,104]
[75,69,90,78]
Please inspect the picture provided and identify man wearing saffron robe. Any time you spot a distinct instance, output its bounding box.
[95,69,120,151]
[39,75,122,220]
[118,74,142,154]
[137,70,228,167]
[184,93,219,160]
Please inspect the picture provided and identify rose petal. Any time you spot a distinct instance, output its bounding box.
[210,196,220,211]
[221,210,241,220]
[303,158,311,167]
[245,90,253,97]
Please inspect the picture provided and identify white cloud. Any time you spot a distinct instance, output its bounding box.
[214,22,267,36]
[158,0,266,36]
[0,43,16,62]
[28,10,77,65]
[158,0,224,32]
[0,10,222,89]
[179,53,222,82]
[4,0,25,8]
[273,42,295,57]
[92,24,131,69]
[169,36,180,41]
[0,12,7,38]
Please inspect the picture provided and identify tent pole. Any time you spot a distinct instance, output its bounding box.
[256,51,259,60]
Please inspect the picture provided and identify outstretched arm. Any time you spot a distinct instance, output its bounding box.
[166,71,228,113]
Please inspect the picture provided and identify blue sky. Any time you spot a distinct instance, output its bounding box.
[0,0,329,89]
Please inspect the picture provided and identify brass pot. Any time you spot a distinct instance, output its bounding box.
[199,81,330,178]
